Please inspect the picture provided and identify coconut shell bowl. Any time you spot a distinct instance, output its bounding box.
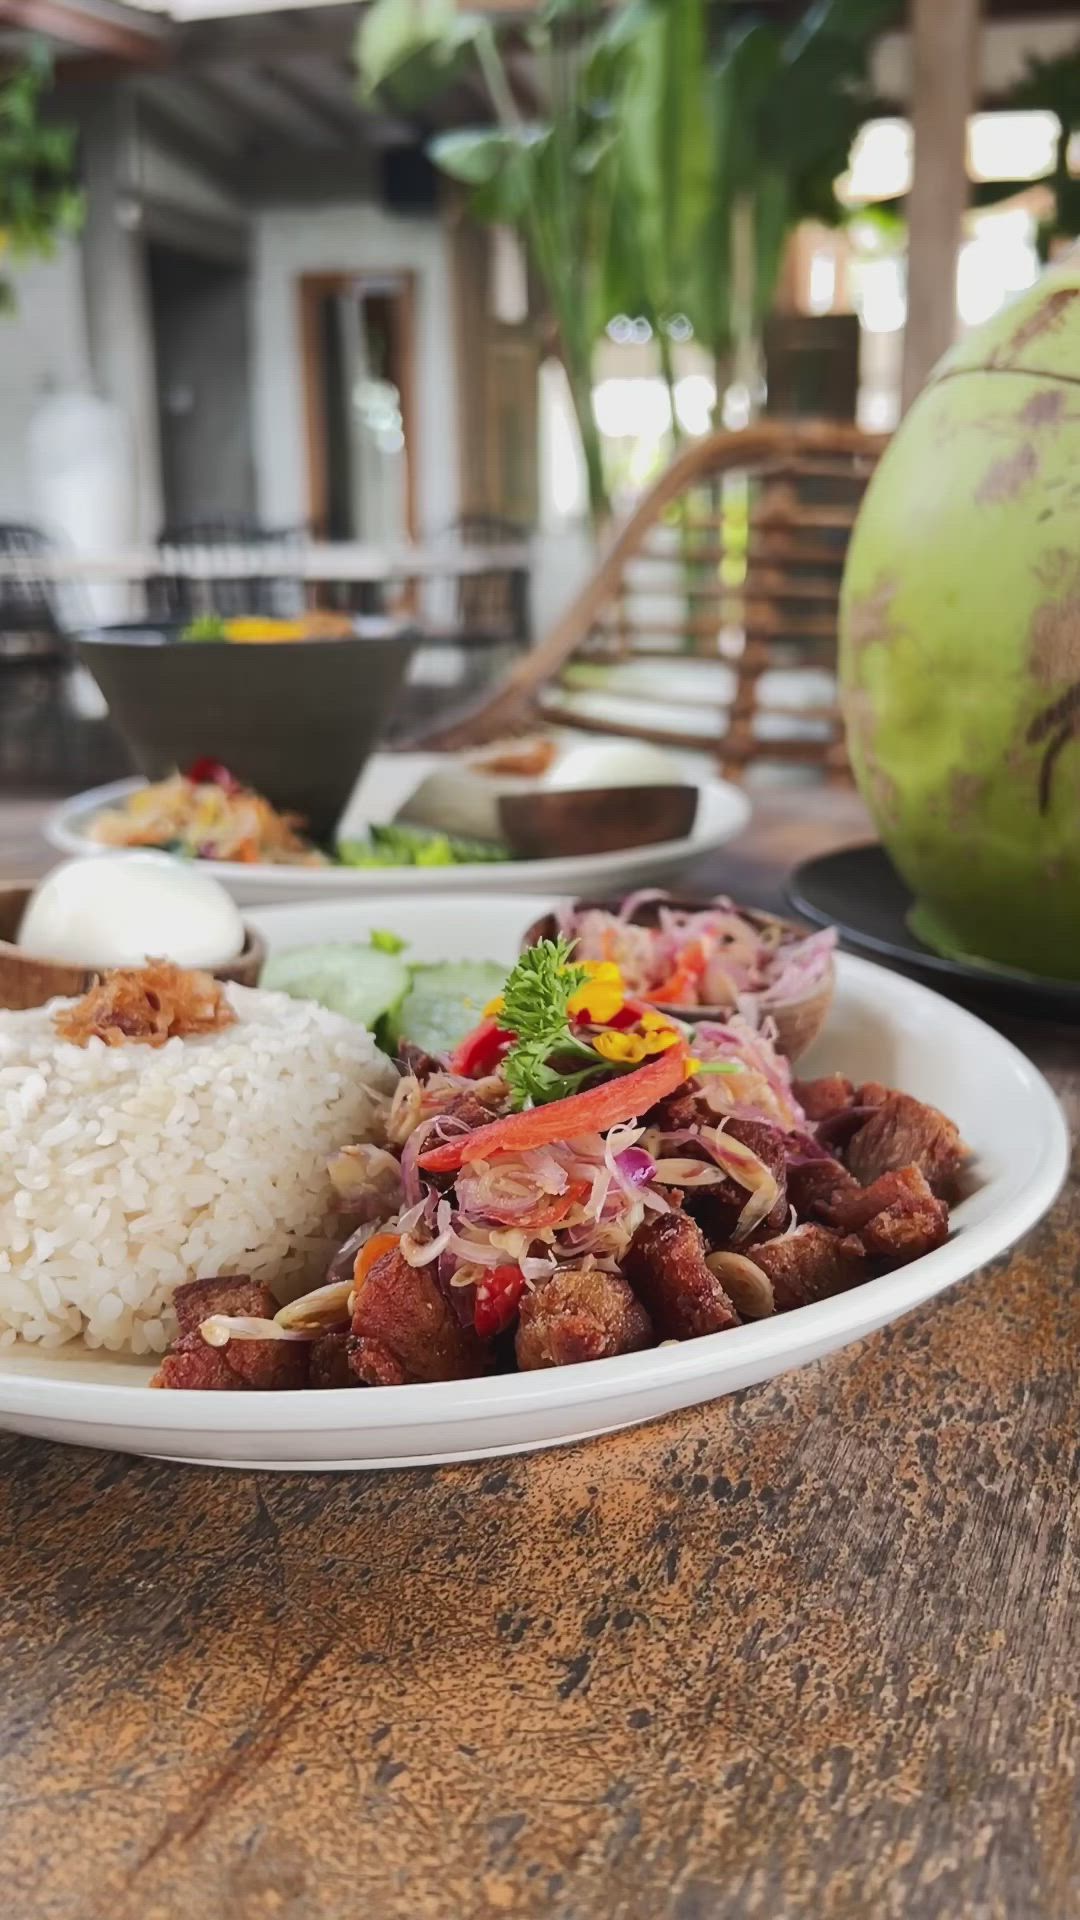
[0,884,266,1013]
[522,894,835,1062]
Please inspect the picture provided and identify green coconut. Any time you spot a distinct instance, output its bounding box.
[839,253,1080,978]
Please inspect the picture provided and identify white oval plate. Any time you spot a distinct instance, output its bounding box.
[0,894,1066,1470]
[44,755,752,904]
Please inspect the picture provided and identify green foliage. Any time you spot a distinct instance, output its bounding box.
[337,823,510,866]
[498,936,609,1110]
[968,43,1080,262]
[0,47,83,316]
[356,0,897,518]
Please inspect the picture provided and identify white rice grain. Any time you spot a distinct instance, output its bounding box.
[0,984,397,1352]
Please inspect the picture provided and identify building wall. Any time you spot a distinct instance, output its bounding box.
[0,242,92,521]
[136,139,248,228]
[251,202,460,538]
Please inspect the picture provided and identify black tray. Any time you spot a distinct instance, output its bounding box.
[787,842,1080,1021]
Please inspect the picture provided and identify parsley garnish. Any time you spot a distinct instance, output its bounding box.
[500,938,609,1110]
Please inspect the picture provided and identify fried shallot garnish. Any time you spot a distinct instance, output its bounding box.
[54,960,236,1049]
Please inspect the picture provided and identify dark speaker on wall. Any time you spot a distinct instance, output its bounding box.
[381,146,440,214]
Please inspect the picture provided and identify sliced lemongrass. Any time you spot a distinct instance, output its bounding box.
[199,1315,314,1347]
[705,1252,774,1319]
[274,1280,354,1332]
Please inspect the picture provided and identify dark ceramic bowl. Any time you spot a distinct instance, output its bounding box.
[76,619,418,843]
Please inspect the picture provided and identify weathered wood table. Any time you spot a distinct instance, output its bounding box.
[1,790,1076,1920]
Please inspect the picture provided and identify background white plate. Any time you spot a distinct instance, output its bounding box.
[0,894,1066,1470]
[44,754,752,904]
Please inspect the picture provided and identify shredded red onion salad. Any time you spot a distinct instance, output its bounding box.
[272,975,814,1341]
[557,898,835,1012]
[689,1017,806,1131]
[649,1124,781,1241]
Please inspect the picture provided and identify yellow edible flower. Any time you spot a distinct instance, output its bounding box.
[594,1029,648,1064]
[640,1010,679,1034]
[483,994,506,1018]
[686,1057,703,1077]
[567,959,625,1024]
[593,1025,681,1066]
[644,1029,681,1054]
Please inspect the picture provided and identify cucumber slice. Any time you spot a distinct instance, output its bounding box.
[262,943,409,1035]
[389,960,508,1056]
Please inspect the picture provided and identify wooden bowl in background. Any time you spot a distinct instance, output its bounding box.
[0,884,266,1013]
[522,893,834,1062]
[498,785,699,861]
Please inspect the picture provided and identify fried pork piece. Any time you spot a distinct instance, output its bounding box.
[845,1092,966,1195]
[54,960,235,1049]
[821,1166,950,1265]
[151,1275,309,1391]
[624,1212,740,1341]
[309,1329,356,1390]
[794,1075,855,1122]
[349,1248,489,1386]
[647,1088,706,1133]
[682,1117,789,1249]
[397,1040,443,1081]
[855,1082,891,1109]
[751,1225,867,1312]
[441,1089,502,1131]
[515,1268,653,1371]
[785,1152,860,1222]
[173,1274,274,1334]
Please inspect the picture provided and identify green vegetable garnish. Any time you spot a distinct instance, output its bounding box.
[337,824,510,868]
[385,960,508,1055]
[370,928,407,954]
[499,938,613,1110]
[180,615,227,643]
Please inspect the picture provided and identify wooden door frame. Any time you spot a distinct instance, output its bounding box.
[298,269,418,540]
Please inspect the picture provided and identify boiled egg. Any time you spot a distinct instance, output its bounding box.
[17,854,246,971]
[546,740,687,791]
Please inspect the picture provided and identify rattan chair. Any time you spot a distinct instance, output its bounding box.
[419,421,886,779]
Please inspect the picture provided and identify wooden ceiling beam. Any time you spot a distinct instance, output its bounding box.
[203,63,343,151]
[265,57,365,145]
[174,10,356,73]
[0,0,166,63]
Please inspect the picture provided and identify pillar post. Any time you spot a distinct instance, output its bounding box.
[901,0,981,412]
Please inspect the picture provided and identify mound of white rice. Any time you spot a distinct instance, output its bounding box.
[0,985,397,1353]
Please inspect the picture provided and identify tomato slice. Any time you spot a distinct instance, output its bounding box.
[473,1266,526,1339]
[186,757,241,793]
[353,1231,400,1290]
[650,940,709,1005]
[418,1042,689,1174]
[515,1177,590,1230]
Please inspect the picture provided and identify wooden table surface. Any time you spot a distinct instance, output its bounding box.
[1,789,1076,1920]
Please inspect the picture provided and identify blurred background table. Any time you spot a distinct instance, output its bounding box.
[0,783,1076,1920]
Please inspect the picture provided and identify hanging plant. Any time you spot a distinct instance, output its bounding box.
[0,46,84,316]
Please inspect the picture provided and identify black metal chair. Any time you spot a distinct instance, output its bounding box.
[0,523,131,792]
[149,514,307,620]
[381,515,533,744]
[0,523,67,661]
[453,514,531,647]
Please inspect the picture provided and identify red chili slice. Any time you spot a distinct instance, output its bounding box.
[186,757,242,793]
[473,1265,526,1339]
[449,1017,513,1078]
[418,1042,689,1174]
